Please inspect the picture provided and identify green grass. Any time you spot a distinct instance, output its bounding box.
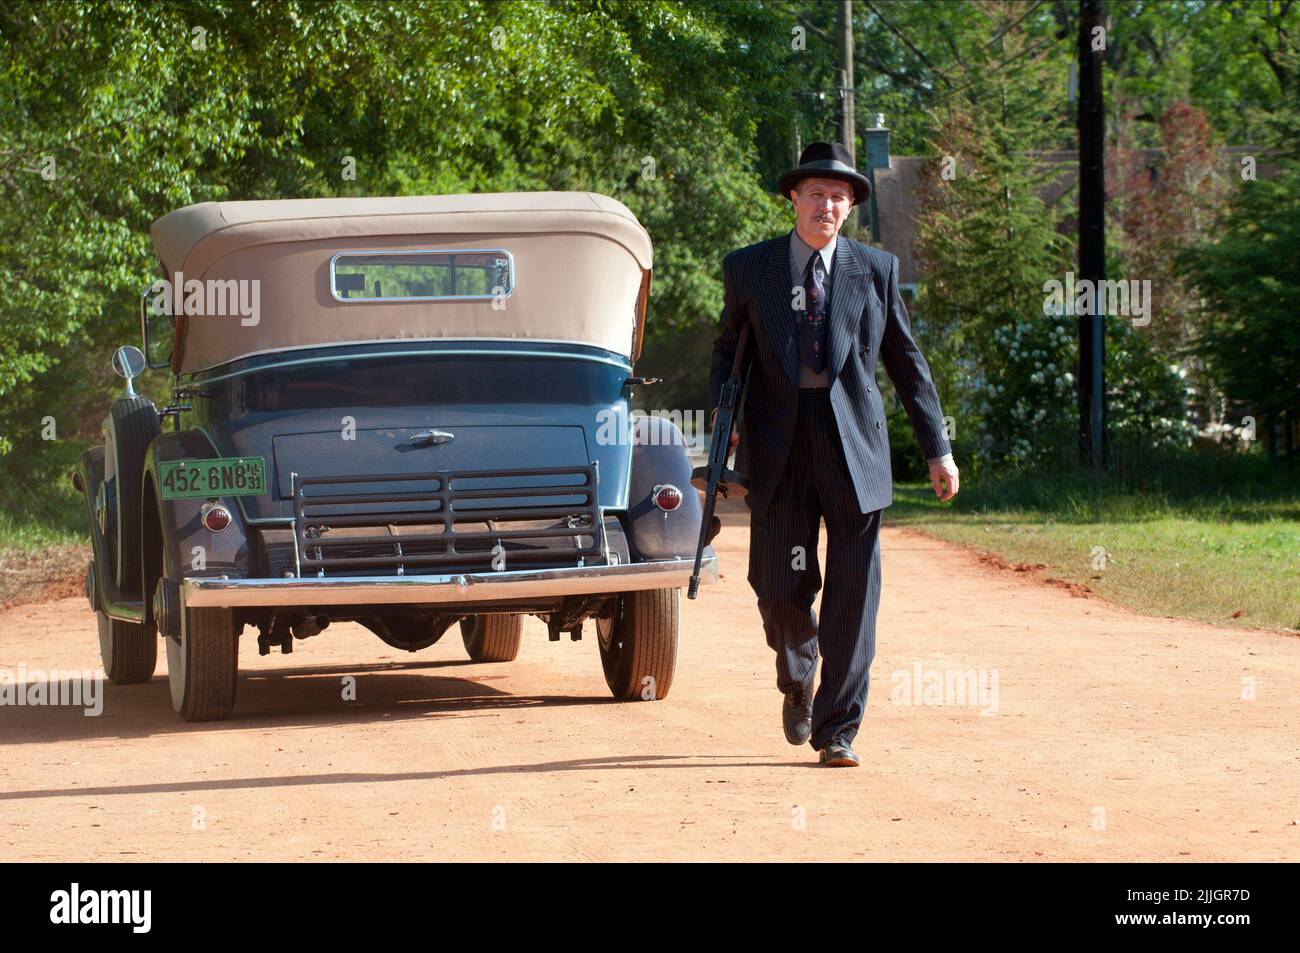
[0,436,91,551]
[0,474,89,605]
[0,476,87,550]
[887,454,1300,632]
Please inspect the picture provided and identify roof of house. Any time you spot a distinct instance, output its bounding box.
[870,146,1267,285]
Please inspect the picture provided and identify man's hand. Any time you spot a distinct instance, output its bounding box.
[929,458,959,502]
[710,408,739,458]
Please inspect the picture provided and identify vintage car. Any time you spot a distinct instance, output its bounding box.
[73,193,716,721]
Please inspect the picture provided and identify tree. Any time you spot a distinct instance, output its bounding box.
[0,0,791,478]
[1174,0,1300,457]
[910,1,1074,466]
[1179,161,1300,456]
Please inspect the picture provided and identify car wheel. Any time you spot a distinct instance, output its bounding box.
[595,588,678,700]
[167,607,239,721]
[107,396,161,592]
[460,614,522,662]
[96,611,157,684]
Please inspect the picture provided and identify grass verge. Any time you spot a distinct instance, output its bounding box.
[886,453,1300,633]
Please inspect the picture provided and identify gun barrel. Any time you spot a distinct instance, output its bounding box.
[688,322,752,599]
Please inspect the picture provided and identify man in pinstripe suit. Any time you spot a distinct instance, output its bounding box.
[708,141,959,766]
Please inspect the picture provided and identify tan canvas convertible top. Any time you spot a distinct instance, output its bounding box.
[151,192,654,374]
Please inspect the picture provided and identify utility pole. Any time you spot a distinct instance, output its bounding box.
[1077,0,1108,471]
[839,0,855,162]
[839,0,856,234]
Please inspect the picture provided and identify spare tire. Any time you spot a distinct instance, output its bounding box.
[106,396,160,592]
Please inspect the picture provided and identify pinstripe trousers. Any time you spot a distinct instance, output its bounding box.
[747,386,882,751]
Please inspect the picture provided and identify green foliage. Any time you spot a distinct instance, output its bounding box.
[0,0,789,490]
[853,0,1075,153]
[1105,0,1296,147]
[2,0,1297,516]
[1166,0,1300,445]
[1178,159,1300,423]
[974,316,1078,466]
[962,313,1189,470]
[1104,319,1197,454]
[907,3,1075,470]
[906,0,1300,472]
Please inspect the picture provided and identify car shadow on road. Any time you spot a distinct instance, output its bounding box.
[0,753,799,803]
[0,663,634,744]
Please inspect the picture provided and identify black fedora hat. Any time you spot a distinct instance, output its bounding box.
[778,141,871,204]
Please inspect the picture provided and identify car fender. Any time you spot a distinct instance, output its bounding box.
[620,414,705,561]
[143,430,254,583]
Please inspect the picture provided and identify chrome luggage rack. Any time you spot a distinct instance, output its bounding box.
[289,464,607,578]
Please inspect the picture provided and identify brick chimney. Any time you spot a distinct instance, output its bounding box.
[862,114,890,241]
[863,114,891,172]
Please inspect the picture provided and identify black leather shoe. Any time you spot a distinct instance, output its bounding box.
[818,740,860,767]
[782,668,815,746]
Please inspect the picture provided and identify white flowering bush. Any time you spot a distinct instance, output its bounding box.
[966,313,1191,467]
[1106,321,1200,458]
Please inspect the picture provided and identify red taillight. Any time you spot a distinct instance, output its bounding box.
[200,502,232,532]
[653,484,682,511]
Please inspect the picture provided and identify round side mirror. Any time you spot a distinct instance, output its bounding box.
[112,345,146,381]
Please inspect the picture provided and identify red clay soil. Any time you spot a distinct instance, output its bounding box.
[1,498,1296,861]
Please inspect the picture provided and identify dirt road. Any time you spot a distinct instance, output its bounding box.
[2,499,1297,861]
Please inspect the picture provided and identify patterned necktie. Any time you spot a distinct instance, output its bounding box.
[800,252,829,374]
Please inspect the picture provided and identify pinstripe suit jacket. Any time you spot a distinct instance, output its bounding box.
[709,232,951,517]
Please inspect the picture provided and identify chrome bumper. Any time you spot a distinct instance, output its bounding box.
[181,553,717,609]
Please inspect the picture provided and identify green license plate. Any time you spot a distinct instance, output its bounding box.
[158,457,267,500]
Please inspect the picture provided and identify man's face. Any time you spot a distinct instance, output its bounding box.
[791,177,854,247]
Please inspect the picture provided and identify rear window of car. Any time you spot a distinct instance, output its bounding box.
[330,249,514,301]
